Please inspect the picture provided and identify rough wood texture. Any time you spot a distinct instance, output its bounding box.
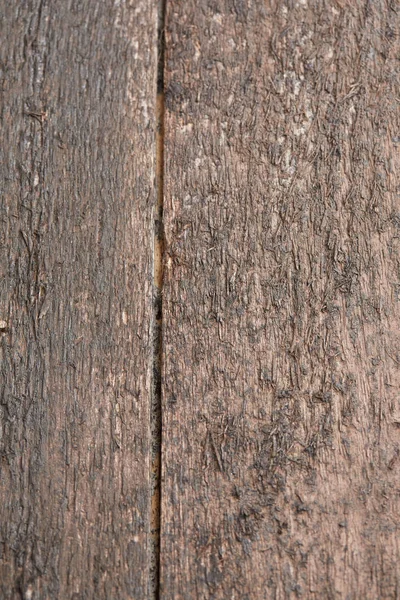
[162,1,400,598]
[0,1,156,598]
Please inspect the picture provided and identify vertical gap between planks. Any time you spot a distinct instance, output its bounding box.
[150,0,166,597]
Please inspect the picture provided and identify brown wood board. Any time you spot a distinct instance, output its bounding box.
[161,1,400,598]
[0,1,157,598]
[2,0,400,598]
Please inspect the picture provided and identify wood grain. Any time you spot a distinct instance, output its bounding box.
[0,1,157,598]
[162,1,400,598]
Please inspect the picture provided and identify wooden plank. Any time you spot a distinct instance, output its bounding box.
[0,1,157,598]
[162,1,400,597]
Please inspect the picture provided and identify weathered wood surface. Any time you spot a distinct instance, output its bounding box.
[0,1,157,598]
[162,1,400,598]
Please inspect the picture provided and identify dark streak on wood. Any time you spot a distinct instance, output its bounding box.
[0,1,157,598]
[162,1,400,598]
[150,0,167,597]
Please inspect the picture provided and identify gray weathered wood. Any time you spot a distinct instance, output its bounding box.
[162,1,400,597]
[0,1,157,597]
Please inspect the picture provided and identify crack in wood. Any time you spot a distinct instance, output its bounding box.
[150,0,166,598]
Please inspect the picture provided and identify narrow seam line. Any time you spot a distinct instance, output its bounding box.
[150,0,166,598]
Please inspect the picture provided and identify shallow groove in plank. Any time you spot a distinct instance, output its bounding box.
[149,0,167,596]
